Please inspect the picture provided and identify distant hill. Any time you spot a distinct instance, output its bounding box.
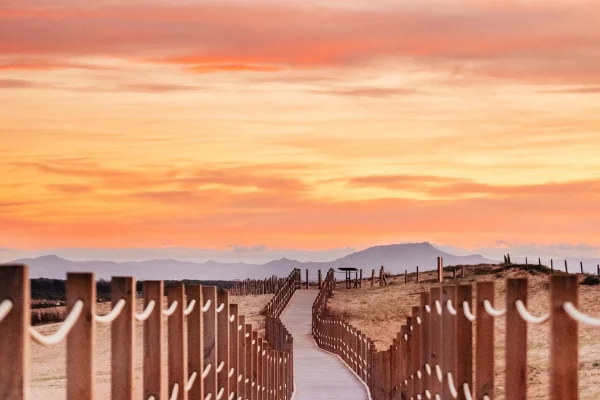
[6,242,497,281]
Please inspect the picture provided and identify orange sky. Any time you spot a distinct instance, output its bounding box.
[1,0,600,256]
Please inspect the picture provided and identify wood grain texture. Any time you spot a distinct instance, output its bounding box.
[111,277,135,400]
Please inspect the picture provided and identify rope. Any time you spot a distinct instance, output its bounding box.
[184,300,196,316]
[564,302,600,326]
[205,394,212,400]
[29,300,84,345]
[216,361,225,373]
[0,299,13,323]
[435,364,443,382]
[185,372,198,392]
[95,299,126,324]
[228,367,234,378]
[202,364,212,378]
[483,300,505,317]
[446,300,457,316]
[229,314,235,322]
[447,372,458,398]
[216,387,225,400]
[216,303,225,313]
[135,300,156,321]
[515,300,549,324]
[462,301,476,322]
[169,383,179,400]
[463,383,473,400]
[202,299,212,312]
[163,301,179,317]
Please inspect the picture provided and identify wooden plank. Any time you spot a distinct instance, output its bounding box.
[420,292,430,397]
[168,284,187,400]
[476,281,494,399]
[217,290,230,400]
[67,273,96,400]
[202,286,218,400]
[429,287,442,397]
[257,337,264,400]
[0,265,30,400]
[186,284,203,400]
[112,277,135,400]
[550,275,578,400]
[506,279,527,400]
[442,285,456,400]
[456,285,473,400]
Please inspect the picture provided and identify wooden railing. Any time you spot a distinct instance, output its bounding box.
[313,268,592,400]
[231,276,287,296]
[0,264,300,400]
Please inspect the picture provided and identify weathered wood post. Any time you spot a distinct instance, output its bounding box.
[456,284,473,400]
[168,283,186,400]
[379,266,384,286]
[441,286,456,399]
[405,270,408,284]
[144,281,164,400]
[318,270,322,289]
[506,279,527,400]
[371,269,375,287]
[539,258,541,267]
[551,259,554,272]
[229,305,239,399]
[67,273,96,400]
[476,281,494,399]
[112,277,135,400]
[420,293,430,397]
[507,254,511,263]
[217,290,230,400]
[186,285,204,400]
[597,265,600,276]
[580,261,584,274]
[359,269,363,288]
[429,287,442,396]
[550,274,578,400]
[203,286,218,400]
[437,256,444,283]
[306,269,309,289]
[503,255,507,263]
[453,267,456,280]
[416,266,419,283]
[565,260,569,273]
[0,265,30,400]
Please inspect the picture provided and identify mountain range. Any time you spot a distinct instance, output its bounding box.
[4,242,498,281]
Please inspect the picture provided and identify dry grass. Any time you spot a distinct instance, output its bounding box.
[30,293,272,399]
[31,307,67,325]
[328,265,600,400]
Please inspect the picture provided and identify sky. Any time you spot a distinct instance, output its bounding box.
[1,0,600,262]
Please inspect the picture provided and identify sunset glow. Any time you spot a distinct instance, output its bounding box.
[2,0,600,255]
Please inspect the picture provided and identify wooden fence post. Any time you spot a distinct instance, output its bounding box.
[238,316,246,400]
[438,257,444,283]
[411,307,421,400]
[550,275,578,400]
[168,284,187,400]
[506,278,527,400]
[217,290,230,400]
[371,269,375,287]
[441,285,456,399]
[416,266,419,283]
[456,284,473,400]
[246,325,254,400]
[476,281,494,400]
[112,277,135,400]
[420,293,430,397]
[580,261,584,274]
[257,337,263,400]
[0,265,30,400]
[187,285,203,400]
[551,259,554,272]
[202,286,218,400]
[429,287,442,397]
[67,273,96,400]
[318,270,322,289]
[144,281,164,400]
[405,270,408,284]
[565,260,568,273]
[229,304,239,399]
[306,270,309,289]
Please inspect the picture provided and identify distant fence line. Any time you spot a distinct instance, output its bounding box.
[231,276,286,296]
[0,265,301,400]
[312,267,600,400]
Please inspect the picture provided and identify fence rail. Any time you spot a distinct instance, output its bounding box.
[312,267,596,400]
[231,277,287,296]
[0,265,301,400]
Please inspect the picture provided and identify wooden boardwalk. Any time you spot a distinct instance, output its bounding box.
[281,290,369,400]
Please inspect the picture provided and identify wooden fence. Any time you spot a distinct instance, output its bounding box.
[0,265,301,400]
[231,277,287,296]
[313,268,593,400]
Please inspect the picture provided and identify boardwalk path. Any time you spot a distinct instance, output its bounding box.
[281,290,369,400]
